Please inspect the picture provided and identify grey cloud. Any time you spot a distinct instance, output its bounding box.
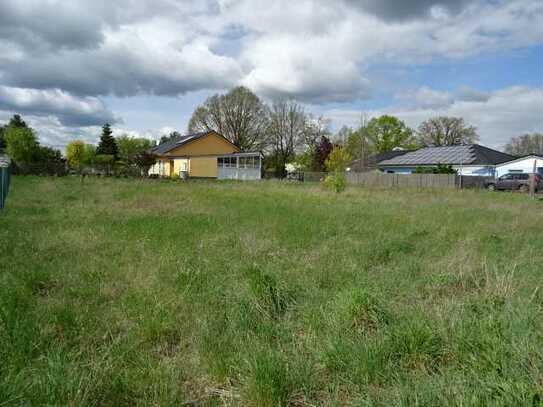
[0,44,241,98]
[0,86,119,127]
[455,86,490,102]
[257,79,372,104]
[344,0,473,21]
[0,0,241,98]
[0,2,105,51]
[0,0,205,53]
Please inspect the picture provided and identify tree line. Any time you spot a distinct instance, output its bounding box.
[2,86,541,177]
[65,124,157,176]
[187,87,480,175]
[0,117,159,176]
[0,115,65,175]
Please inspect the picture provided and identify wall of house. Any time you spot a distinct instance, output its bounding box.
[380,167,414,174]
[173,159,189,176]
[496,158,543,178]
[165,132,239,157]
[453,166,495,177]
[189,157,218,178]
[149,158,171,176]
[380,165,495,176]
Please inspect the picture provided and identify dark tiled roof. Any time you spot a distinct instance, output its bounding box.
[151,131,214,155]
[378,145,515,167]
[351,150,411,170]
[368,150,411,166]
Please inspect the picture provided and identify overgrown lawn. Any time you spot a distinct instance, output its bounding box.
[1,177,543,405]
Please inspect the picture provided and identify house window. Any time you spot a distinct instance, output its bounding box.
[218,157,237,168]
[239,156,260,169]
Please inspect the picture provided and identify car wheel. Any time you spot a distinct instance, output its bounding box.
[487,184,496,191]
[520,185,529,193]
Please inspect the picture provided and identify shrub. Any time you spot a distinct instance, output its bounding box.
[323,173,347,193]
[414,164,457,174]
[325,146,352,173]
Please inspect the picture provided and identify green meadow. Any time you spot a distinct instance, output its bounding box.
[2,176,543,406]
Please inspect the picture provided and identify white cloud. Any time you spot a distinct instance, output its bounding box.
[396,86,454,109]
[0,86,118,126]
[326,86,543,149]
[219,0,543,103]
[2,0,543,148]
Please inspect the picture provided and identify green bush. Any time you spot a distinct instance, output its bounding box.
[323,173,347,193]
[414,164,457,174]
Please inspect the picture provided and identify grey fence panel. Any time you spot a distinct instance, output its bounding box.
[304,172,459,189]
[1,164,11,210]
[458,176,492,189]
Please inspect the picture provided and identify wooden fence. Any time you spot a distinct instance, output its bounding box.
[302,172,489,189]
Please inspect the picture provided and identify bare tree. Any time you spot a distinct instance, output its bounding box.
[304,114,331,148]
[505,134,543,156]
[188,86,270,151]
[268,100,308,176]
[345,114,374,171]
[417,117,479,146]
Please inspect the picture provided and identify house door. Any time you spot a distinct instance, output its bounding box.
[169,160,174,176]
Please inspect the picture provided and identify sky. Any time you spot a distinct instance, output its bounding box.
[1,0,543,150]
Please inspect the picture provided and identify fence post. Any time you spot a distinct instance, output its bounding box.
[0,167,4,210]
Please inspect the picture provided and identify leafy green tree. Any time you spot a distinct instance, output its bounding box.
[323,146,350,194]
[1,114,29,153]
[293,148,315,171]
[116,135,154,164]
[325,146,352,172]
[4,126,39,165]
[82,144,96,166]
[8,114,28,128]
[417,117,479,147]
[36,146,65,174]
[160,131,181,144]
[66,140,86,170]
[366,115,414,153]
[96,123,118,159]
[2,114,64,174]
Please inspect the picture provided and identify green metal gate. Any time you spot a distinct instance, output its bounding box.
[0,157,11,210]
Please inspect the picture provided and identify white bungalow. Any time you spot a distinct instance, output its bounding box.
[495,155,543,178]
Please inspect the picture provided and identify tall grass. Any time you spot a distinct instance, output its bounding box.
[1,176,543,405]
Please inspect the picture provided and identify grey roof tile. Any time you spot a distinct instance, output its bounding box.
[378,144,514,167]
[151,131,213,155]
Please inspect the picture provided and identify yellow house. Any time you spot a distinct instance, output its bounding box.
[148,130,263,180]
